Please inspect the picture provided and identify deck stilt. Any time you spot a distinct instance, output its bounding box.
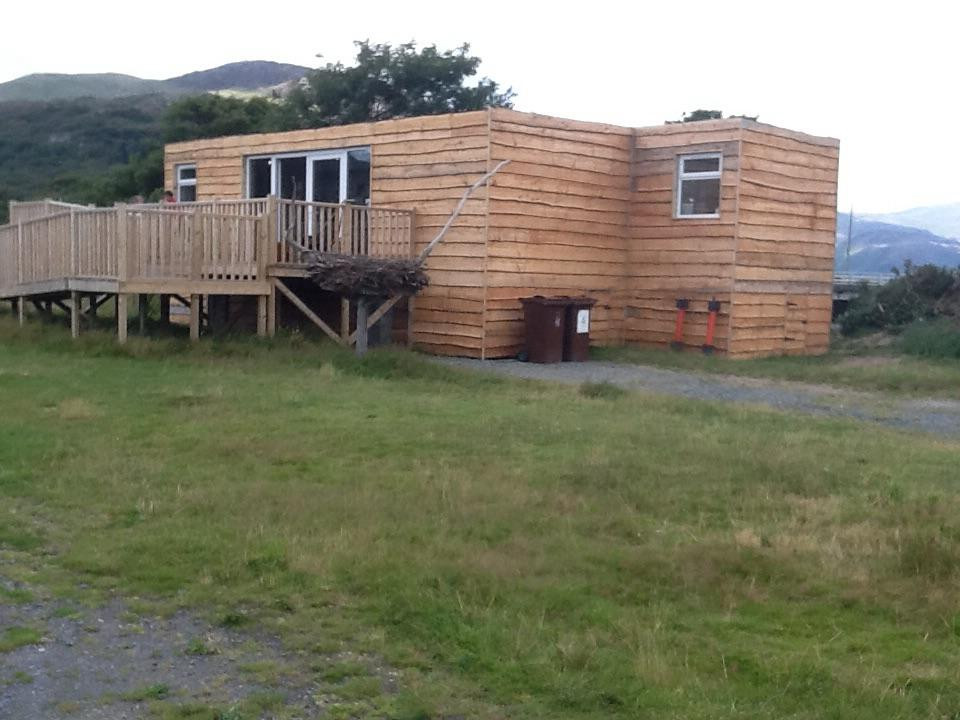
[159,295,170,325]
[256,295,267,337]
[189,294,201,341]
[266,282,277,337]
[70,291,80,339]
[355,298,368,357]
[340,297,350,341]
[138,294,148,334]
[17,297,24,327]
[406,296,415,348]
[117,294,128,344]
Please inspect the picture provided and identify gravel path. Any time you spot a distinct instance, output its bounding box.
[437,358,960,438]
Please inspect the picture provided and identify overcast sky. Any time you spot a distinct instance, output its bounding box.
[2,0,957,213]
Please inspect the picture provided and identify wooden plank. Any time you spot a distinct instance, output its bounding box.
[273,278,342,344]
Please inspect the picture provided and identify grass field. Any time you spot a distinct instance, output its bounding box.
[594,337,960,400]
[1,316,959,719]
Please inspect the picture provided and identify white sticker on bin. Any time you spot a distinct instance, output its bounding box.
[576,309,590,334]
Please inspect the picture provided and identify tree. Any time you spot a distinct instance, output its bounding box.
[162,94,281,143]
[681,109,723,122]
[283,41,515,128]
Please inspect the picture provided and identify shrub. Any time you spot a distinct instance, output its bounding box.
[900,318,960,359]
[840,263,960,335]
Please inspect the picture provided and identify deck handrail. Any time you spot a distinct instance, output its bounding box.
[0,196,416,297]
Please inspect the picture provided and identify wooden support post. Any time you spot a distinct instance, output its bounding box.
[340,297,350,342]
[17,297,24,327]
[70,291,80,339]
[138,294,148,335]
[88,294,98,320]
[256,294,267,337]
[406,296,415,348]
[355,297,369,357]
[117,294,128,344]
[266,281,277,337]
[159,295,170,325]
[189,293,201,341]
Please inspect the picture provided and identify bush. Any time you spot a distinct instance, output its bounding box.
[900,318,960,359]
[840,263,960,335]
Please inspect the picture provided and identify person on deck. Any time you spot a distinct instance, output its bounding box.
[163,190,176,204]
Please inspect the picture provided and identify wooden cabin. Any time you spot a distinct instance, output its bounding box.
[0,108,836,358]
[164,108,838,358]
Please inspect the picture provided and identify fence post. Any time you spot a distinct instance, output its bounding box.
[191,209,203,280]
[16,221,23,285]
[116,205,128,281]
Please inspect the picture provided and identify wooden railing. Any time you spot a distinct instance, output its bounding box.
[276,199,415,263]
[9,199,89,225]
[0,196,415,296]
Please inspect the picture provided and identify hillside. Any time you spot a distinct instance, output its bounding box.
[166,61,308,93]
[0,61,308,102]
[863,202,960,240]
[836,212,960,273]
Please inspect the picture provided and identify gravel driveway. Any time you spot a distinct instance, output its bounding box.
[437,358,960,438]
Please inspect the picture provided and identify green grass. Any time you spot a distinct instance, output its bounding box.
[593,336,960,399]
[1,315,960,718]
[0,626,42,652]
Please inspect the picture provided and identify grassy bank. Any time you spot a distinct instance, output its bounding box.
[593,337,960,400]
[1,317,959,718]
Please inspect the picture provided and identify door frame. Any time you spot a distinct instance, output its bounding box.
[245,147,363,202]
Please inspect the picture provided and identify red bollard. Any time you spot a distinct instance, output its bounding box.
[703,299,721,354]
[671,298,689,350]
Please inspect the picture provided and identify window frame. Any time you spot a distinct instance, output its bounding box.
[674,152,723,219]
[175,163,197,203]
[243,147,371,204]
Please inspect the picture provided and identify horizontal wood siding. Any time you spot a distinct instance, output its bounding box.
[626,120,743,351]
[165,111,491,357]
[731,124,839,357]
[483,108,632,358]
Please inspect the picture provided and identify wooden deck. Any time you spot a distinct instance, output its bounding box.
[1,197,415,344]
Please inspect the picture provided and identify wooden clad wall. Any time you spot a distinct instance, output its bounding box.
[483,108,632,358]
[164,111,492,357]
[626,120,743,351]
[731,122,839,357]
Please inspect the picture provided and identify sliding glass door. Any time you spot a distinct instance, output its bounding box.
[246,148,370,205]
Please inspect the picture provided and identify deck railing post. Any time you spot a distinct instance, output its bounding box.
[69,208,77,276]
[116,206,128,281]
[16,220,23,285]
[191,209,203,280]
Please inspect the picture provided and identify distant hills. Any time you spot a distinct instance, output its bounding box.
[0,61,309,102]
[862,203,960,240]
[836,208,960,274]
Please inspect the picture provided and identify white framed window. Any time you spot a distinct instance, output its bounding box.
[675,152,722,218]
[244,147,371,205]
[176,164,197,202]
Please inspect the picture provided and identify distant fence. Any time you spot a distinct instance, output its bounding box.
[833,272,895,287]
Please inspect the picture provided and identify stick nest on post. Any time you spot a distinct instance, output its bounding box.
[307,253,429,298]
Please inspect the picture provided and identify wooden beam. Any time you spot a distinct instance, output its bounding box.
[340,297,350,342]
[406,296,415,348]
[138,294,148,335]
[189,294,201,341]
[17,297,24,327]
[52,299,70,315]
[273,278,342,345]
[348,295,402,346]
[266,282,277,337]
[70,291,79,339]
[159,295,170,325]
[117,294,128,344]
[256,294,267,337]
[355,298,369,357]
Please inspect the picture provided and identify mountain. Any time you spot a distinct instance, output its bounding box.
[0,73,166,102]
[836,212,960,274]
[0,61,309,102]
[166,61,309,93]
[863,202,960,240]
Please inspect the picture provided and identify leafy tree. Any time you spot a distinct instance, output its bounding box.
[283,41,515,128]
[162,94,281,143]
[682,109,723,122]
